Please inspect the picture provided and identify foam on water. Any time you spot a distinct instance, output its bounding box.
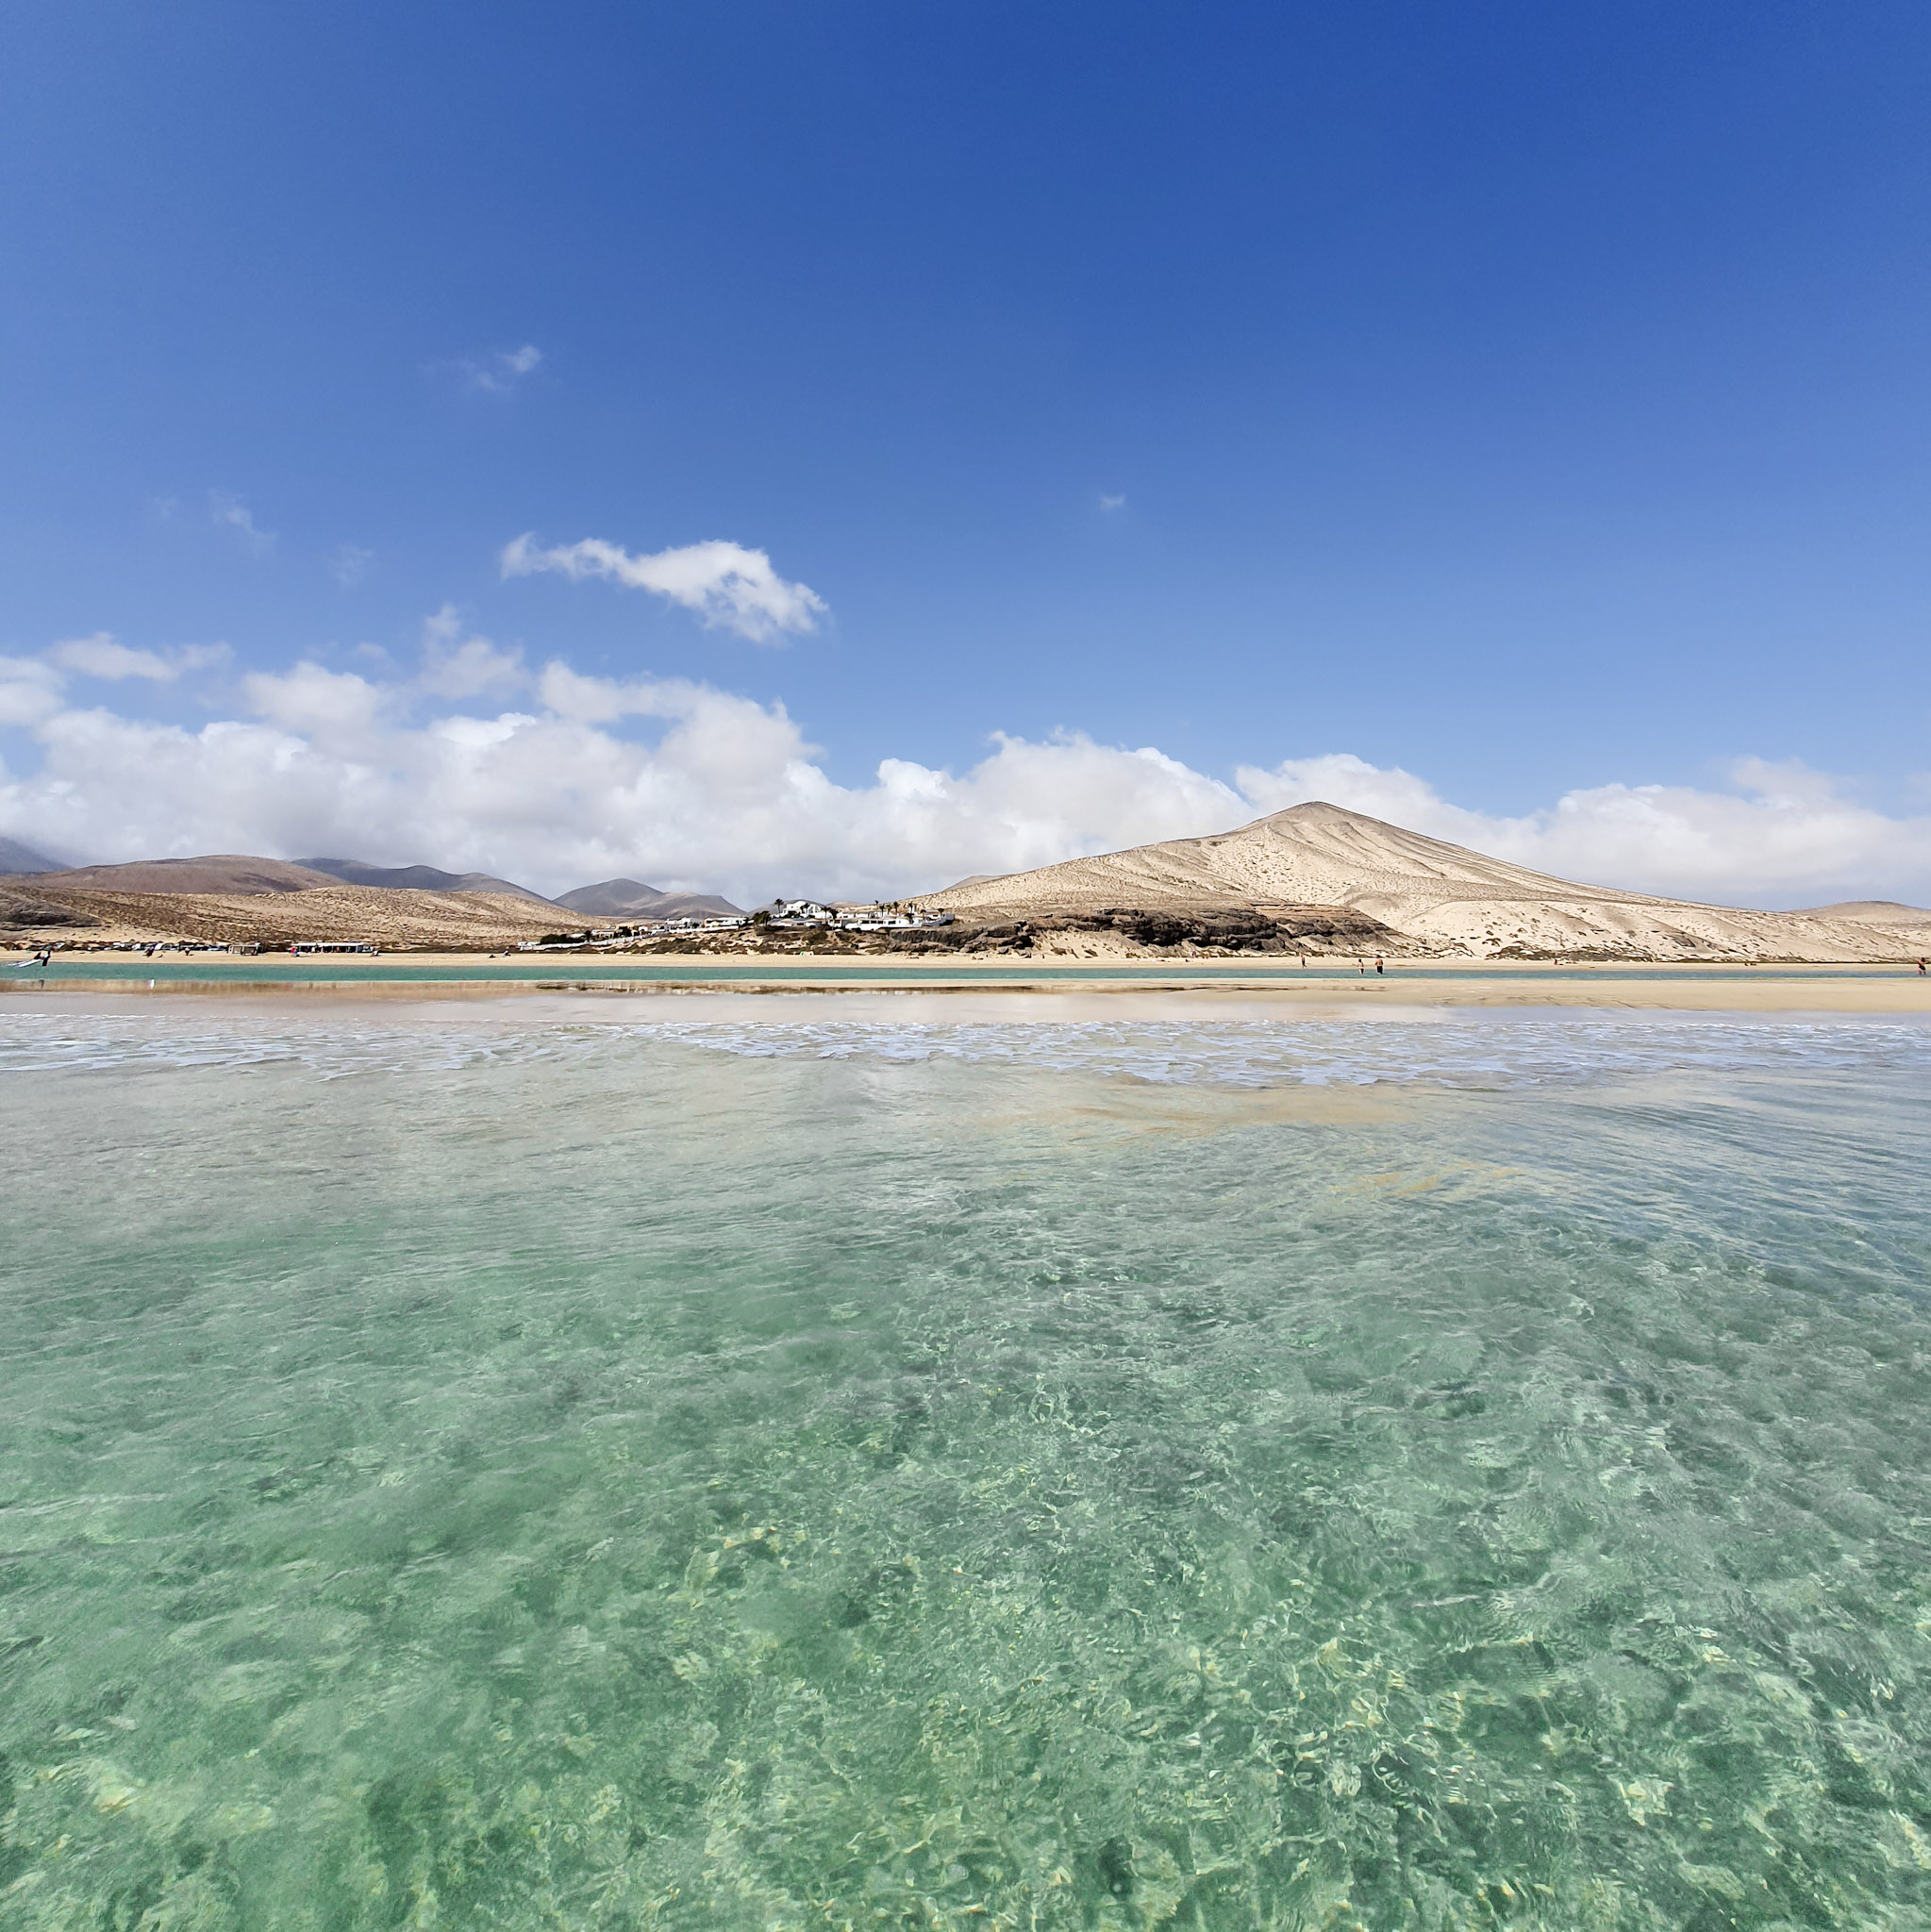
[2,1011,1929,1928]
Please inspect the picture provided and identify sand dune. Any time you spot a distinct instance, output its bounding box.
[1795,899,1931,930]
[924,801,1931,960]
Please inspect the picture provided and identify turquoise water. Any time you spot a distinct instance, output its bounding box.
[3,1008,1930,1929]
[7,958,1926,986]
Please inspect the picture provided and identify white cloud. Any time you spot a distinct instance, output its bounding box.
[0,656,66,728]
[2,640,1928,907]
[1234,753,1931,906]
[331,544,375,589]
[457,344,543,395]
[502,533,827,644]
[210,491,275,551]
[44,633,229,681]
[47,633,172,680]
[241,662,387,740]
[1100,493,1126,512]
[417,606,526,700]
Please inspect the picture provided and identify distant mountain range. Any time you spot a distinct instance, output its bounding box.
[0,836,68,875]
[2,850,742,921]
[296,858,555,903]
[27,852,563,903]
[552,877,743,920]
[23,855,347,895]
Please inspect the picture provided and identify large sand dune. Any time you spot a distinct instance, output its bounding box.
[924,801,1931,960]
[1795,899,1931,928]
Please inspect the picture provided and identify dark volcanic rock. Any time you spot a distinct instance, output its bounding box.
[0,889,96,928]
[895,903,1406,955]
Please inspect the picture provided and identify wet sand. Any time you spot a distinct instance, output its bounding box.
[4,972,1930,1024]
[4,941,1931,1014]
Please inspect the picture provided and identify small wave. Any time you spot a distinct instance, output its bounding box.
[641,1015,1931,1088]
[4,1008,1930,1090]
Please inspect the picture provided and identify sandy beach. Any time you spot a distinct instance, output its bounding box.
[5,952,1929,1016]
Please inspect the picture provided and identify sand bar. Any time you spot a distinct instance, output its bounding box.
[4,950,1930,1013]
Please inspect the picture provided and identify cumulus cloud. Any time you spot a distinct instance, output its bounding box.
[241,662,388,741]
[0,656,66,728]
[3,629,1928,903]
[47,633,174,680]
[417,606,526,700]
[45,633,229,681]
[1233,753,1931,905]
[502,534,827,643]
[456,344,543,394]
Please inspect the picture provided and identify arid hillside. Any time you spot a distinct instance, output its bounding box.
[0,848,578,950]
[1794,900,1931,929]
[0,881,568,950]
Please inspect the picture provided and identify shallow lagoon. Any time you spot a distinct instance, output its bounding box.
[3,1009,1929,1929]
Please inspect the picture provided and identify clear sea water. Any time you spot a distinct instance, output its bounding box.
[3,1006,1929,1930]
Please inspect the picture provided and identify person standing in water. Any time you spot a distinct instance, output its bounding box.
[1374,956,1384,975]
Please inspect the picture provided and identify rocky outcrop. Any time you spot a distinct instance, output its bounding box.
[0,886,96,928]
[893,903,1406,954]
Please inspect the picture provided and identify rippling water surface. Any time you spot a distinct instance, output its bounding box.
[3,1008,1929,1929]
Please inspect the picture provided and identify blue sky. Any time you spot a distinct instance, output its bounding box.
[2,2,1928,902]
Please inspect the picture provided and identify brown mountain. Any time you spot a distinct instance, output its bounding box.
[297,858,557,904]
[0,881,568,947]
[31,855,343,894]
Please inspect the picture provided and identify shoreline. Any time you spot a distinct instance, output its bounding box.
[3,957,1929,1017]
